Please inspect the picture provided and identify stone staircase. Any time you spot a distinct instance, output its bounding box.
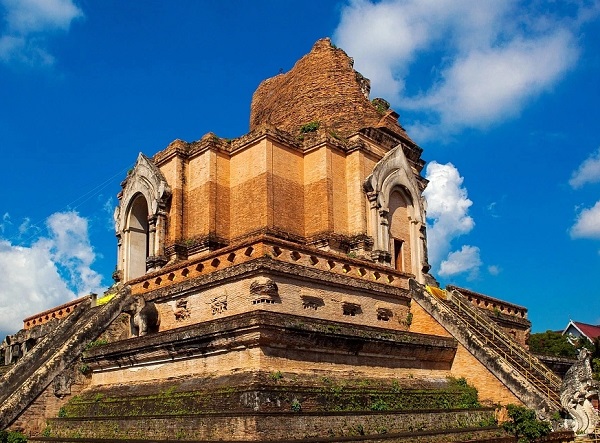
[0,300,92,402]
[0,286,132,430]
[409,279,562,415]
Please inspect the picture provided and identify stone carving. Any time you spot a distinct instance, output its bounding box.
[342,302,361,317]
[301,296,324,311]
[174,299,191,321]
[52,372,73,398]
[1,321,57,366]
[376,308,393,321]
[250,277,279,304]
[560,348,599,435]
[210,295,227,315]
[122,296,160,337]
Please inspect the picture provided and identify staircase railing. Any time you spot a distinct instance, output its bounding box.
[450,289,561,386]
[427,285,561,409]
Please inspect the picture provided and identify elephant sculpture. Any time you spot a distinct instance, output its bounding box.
[122,296,160,337]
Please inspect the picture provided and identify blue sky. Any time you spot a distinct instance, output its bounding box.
[0,0,599,338]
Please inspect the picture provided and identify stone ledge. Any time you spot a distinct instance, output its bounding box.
[83,311,457,371]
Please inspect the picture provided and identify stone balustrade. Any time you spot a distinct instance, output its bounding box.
[448,285,527,319]
[129,235,412,296]
[22,295,91,330]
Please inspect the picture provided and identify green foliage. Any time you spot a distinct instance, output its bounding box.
[351,424,365,436]
[78,364,90,375]
[291,398,302,412]
[370,398,389,411]
[405,312,413,327]
[58,406,68,418]
[502,404,551,443]
[528,330,577,358]
[316,376,479,412]
[299,121,320,133]
[448,377,480,408]
[371,98,390,115]
[478,415,498,427]
[0,430,27,443]
[269,371,283,381]
[85,339,108,351]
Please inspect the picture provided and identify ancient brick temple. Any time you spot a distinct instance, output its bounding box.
[0,39,580,442]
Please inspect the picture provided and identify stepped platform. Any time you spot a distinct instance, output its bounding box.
[34,372,501,442]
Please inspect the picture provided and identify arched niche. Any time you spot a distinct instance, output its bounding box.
[388,187,413,273]
[363,144,430,283]
[114,153,171,282]
[125,194,150,280]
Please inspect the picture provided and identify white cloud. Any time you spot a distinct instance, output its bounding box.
[0,212,11,234]
[0,211,104,337]
[0,0,83,66]
[487,265,501,276]
[423,161,474,267]
[569,147,600,189]
[334,0,591,141]
[439,245,482,279]
[570,201,600,239]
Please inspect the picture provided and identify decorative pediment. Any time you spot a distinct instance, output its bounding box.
[363,144,425,223]
[114,153,171,233]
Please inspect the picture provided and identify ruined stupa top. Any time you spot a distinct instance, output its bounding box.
[250,38,413,142]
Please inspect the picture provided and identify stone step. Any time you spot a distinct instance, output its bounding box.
[28,428,576,443]
[28,427,504,443]
[39,409,498,441]
[34,408,503,441]
[56,373,480,418]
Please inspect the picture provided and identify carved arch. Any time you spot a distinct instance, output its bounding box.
[363,144,429,283]
[114,153,172,281]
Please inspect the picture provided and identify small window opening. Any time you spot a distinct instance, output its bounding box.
[394,239,404,272]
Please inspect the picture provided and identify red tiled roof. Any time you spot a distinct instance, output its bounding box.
[573,321,600,340]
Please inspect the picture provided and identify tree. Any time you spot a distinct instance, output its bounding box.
[502,404,551,443]
[528,330,577,358]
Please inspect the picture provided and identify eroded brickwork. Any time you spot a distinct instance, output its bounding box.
[249,38,413,142]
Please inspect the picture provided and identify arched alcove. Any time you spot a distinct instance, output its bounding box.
[388,188,412,273]
[125,194,150,280]
[363,143,430,283]
[114,153,172,283]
